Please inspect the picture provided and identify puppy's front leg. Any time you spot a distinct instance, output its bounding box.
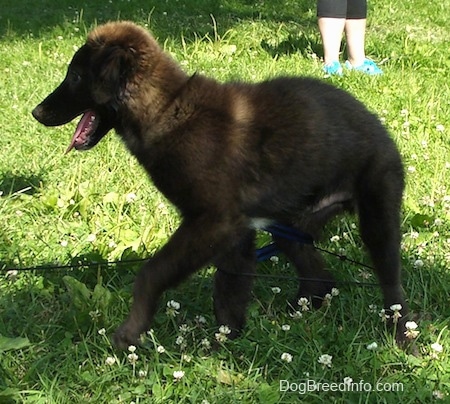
[113,214,242,348]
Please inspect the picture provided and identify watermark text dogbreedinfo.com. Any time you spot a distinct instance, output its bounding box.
[280,378,404,395]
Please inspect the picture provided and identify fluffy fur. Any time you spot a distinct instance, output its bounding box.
[33,21,408,348]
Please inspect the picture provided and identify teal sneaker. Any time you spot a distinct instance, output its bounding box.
[344,59,383,75]
[323,61,343,76]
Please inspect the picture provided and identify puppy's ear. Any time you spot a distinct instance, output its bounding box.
[91,46,135,104]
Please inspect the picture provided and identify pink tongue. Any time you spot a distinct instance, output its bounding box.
[65,111,96,154]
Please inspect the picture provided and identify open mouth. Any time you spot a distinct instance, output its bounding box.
[66,110,100,153]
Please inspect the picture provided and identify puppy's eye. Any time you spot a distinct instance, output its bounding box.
[69,71,82,84]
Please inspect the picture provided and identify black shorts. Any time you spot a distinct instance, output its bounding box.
[317,0,367,19]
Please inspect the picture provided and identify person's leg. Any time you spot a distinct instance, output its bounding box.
[317,0,347,72]
[344,0,383,74]
[344,0,367,66]
[344,18,367,67]
[318,17,346,65]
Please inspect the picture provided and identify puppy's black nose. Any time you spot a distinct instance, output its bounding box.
[32,105,44,122]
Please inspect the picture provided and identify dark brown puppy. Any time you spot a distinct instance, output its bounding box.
[32,21,408,348]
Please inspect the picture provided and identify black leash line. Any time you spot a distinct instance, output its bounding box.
[0,258,148,273]
[1,223,378,287]
[314,245,375,271]
[0,259,378,287]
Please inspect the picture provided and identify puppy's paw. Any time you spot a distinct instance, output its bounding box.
[112,322,142,350]
[296,280,337,310]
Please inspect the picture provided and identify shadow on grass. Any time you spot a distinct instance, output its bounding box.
[2,0,318,43]
[0,172,44,197]
[261,32,322,58]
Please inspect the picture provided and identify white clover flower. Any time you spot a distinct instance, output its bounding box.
[86,233,96,242]
[175,336,184,346]
[271,286,281,294]
[431,342,443,353]
[127,353,138,364]
[390,304,402,312]
[179,324,189,333]
[281,352,293,363]
[436,124,445,132]
[298,297,310,312]
[389,304,403,324]
[331,288,340,297]
[330,235,340,243]
[89,310,101,321]
[167,300,180,310]
[195,315,207,325]
[290,310,303,320]
[414,259,424,268]
[368,304,377,313]
[215,334,227,343]
[367,342,378,350]
[98,328,106,336]
[156,345,166,354]
[270,256,279,264]
[201,338,211,349]
[405,321,418,330]
[215,325,232,342]
[138,370,148,378]
[105,356,116,366]
[405,321,419,339]
[60,240,68,247]
[166,300,181,317]
[125,192,137,203]
[6,270,18,280]
[379,308,390,322]
[343,377,353,385]
[173,370,185,381]
[433,390,445,399]
[392,311,402,324]
[128,345,137,353]
[281,324,291,331]
[318,354,332,368]
[182,354,192,363]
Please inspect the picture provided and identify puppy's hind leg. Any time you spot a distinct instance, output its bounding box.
[212,230,256,339]
[273,203,347,308]
[274,237,336,309]
[357,171,408,343]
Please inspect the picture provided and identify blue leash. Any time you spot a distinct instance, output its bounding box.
[256,223,314,262]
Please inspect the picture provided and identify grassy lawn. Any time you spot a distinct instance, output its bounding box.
[1,0,449,402]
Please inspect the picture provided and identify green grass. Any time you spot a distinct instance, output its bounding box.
[1,0,449,402]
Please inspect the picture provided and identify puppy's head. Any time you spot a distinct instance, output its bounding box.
[32,21,160,152]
